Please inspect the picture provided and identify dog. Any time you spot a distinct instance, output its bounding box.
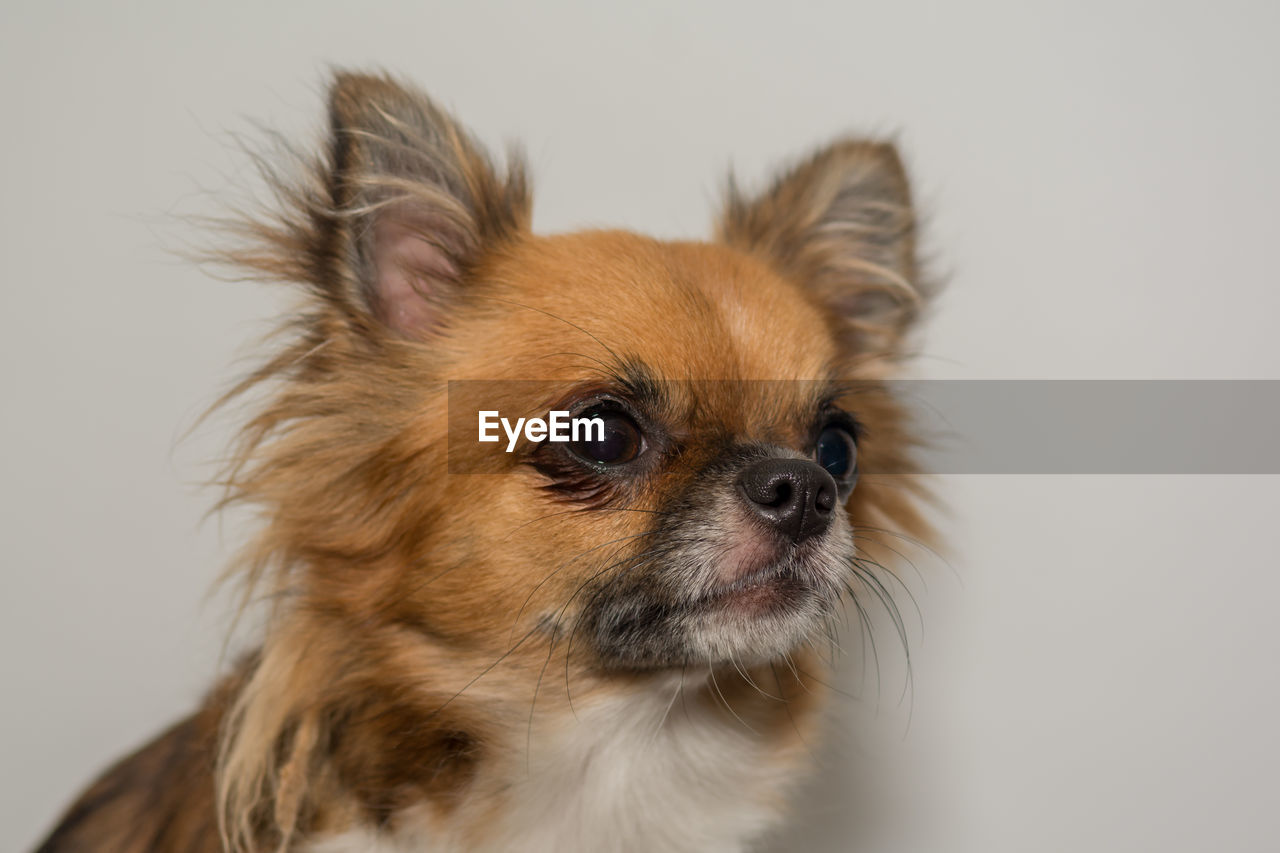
[37,71,931,852]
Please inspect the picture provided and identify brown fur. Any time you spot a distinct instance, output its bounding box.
[38,70,933,852]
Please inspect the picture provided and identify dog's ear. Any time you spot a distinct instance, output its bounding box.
[717,141,924,354]
[318,72,529,338]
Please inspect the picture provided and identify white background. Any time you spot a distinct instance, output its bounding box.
[3,1,1278,850]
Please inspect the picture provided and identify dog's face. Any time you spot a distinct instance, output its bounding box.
[431,235,859,668]
[229,73,924,678]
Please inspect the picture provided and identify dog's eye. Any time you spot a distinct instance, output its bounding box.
[815,424,857,480]
[571,410,645,466]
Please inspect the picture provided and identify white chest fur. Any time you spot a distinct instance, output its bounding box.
[307,675,802,853]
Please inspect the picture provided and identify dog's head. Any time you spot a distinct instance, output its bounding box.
[225,72,926,675]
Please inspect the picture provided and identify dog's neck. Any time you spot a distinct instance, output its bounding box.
[301,660,823,853]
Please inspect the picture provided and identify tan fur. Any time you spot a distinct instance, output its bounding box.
[38,71,933,852]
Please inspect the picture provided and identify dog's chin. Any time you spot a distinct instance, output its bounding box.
[678,560,841,665]
[582,551,847,671]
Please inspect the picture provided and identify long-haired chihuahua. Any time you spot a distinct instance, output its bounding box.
[38,71,932,853]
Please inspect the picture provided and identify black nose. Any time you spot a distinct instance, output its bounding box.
[736,458,838,544]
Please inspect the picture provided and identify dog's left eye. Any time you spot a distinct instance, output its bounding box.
[815,423,857,480]
[570,410,646,466]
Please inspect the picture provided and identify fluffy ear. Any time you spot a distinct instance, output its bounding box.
[717,141,925,354]
[321,72,529,337]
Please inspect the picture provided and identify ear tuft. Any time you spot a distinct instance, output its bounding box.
[323,72,530,337]
[718,140,926,353]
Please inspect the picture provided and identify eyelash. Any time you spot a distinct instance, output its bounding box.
[815,408,862,442]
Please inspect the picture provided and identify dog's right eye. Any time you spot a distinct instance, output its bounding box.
[570,410,646,466]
